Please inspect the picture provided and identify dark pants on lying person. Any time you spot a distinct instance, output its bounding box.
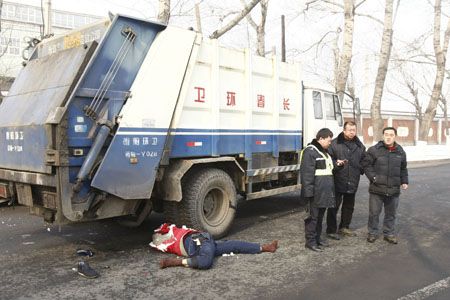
[368,193,399,237]
[326,192,356,233]
[305,206,326,247]
[184,233,261,269]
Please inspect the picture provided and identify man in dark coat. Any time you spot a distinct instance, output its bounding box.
[300,128,346,252]
[362,127,408,244]
[326,121,366,239]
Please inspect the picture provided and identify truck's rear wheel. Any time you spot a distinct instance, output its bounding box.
[166,168,237,239]
[117,199,152,227]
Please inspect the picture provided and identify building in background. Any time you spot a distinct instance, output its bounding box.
[0,0,103,81]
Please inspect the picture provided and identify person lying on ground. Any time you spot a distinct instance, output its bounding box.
[150,223,278,270]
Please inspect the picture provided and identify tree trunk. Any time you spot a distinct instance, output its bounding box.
[210,0,262,39]
[195,3,202,33]
[335,0,354,104]
[157,0,171,24]
[332,28,340,89]
[443,99,449,137]
[256,0,268,56]
[419,0,450,142]
[370,0,394,142]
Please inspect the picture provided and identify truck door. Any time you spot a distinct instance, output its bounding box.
[323,92,343,135]
[303,89,343,146]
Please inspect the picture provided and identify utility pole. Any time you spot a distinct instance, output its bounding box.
[43,0,52,36]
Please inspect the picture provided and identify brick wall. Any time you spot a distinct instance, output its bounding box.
[427,121,439,144]
[361,118,388,145]
[392,119,415,146]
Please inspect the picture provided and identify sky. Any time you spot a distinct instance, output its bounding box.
[9,0,450,114]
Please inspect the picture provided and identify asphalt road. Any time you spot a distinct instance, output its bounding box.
[0,162,449,300]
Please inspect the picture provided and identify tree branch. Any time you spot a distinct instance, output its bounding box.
[355,13,384,25]
[240,0,258,29]
[442,18,450,57]
[391,58,436,66]
[321,0,344,9]
[304,0,343,13]
[218,10,241,22]
[355,0,369,10]
[210,0,262,39]
[299,29,340,55]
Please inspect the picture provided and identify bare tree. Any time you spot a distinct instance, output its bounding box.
[332,27,341,89]
[370,0,395,142]
[157,0,171,24]
[388,78,424,128]
[241,0,269,56]
[419,0,450,142]
[210,0,262,39]
[0,23,14,104]
[335,0,355,104]
[302,1,374,104]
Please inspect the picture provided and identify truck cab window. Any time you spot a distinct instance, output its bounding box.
[313,91,323,119]
[324,93,335,121]
[333,94,343,126]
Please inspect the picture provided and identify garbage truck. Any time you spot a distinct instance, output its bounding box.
[0,15,343,238]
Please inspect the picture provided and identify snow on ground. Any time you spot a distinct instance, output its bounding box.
[403,143,450,162]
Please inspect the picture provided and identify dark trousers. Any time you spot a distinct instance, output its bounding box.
[368,193,399,236]
[304,205,326,247]
[326,192,356,233]
[184,234,261,269]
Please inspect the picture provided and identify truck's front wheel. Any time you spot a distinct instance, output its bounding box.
[176,168,237,239]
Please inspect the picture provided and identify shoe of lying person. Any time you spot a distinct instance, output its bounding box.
[367,234,377,243]
[76,249,95,257]
[305,244,324,252]
[326,233,341,240]
[77,261,99,279]
[383,235,398,244]
[338,228,357,237]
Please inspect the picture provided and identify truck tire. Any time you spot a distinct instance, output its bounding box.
[117,199,152,227]
[177,168,237,239]
[163,201,180,224]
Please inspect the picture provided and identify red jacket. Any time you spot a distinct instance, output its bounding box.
[149,223,198,256]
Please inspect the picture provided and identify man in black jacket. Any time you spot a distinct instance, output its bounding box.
[300,128,346,252]
[326,121,366,239]
[363,127,408,244]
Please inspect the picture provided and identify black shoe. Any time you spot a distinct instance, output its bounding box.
[305,244,324,252]
[326,233,341,240]
[317,240,330,247]
[383,235,398,244]
[76,249,95,257]
[77,261,99,279]
[367,235,377,243]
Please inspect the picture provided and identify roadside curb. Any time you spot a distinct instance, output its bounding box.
[408,159,450,168]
